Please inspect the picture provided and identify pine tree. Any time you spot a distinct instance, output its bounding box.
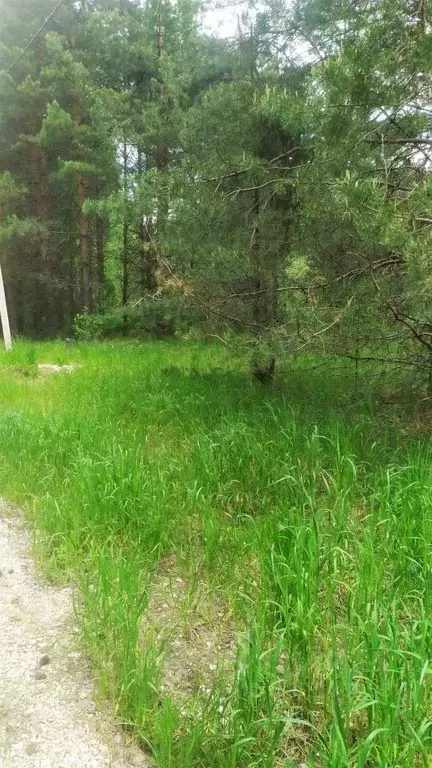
[0,0,117,332]
[0,0,430,383]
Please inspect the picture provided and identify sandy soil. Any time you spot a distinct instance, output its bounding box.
[0,503,149,768]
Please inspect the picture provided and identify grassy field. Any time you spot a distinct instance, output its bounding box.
[0,340,430,767]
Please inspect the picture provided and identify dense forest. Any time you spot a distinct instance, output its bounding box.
[0,0,431,383]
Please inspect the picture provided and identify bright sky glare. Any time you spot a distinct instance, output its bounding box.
[199,1,250,38]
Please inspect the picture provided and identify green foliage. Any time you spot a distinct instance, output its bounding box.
[1,0,432,761]
[0,0,429,380]
[0,342,431,766]
[37,101,75,147]
[73,313,107,340]
[73,297,219,340]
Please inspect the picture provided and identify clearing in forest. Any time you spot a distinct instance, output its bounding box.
[0,340,430,768]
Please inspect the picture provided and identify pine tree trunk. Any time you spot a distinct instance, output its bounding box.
[139,216,157,294]
[66,245,76,334]
[77,173,93,313]
[419,0,426,32]
[427,349,432,397]
[137,149,157,294]
[156,5,169,241]
[250,187,276,383]
[252,187,265,325]
[35,146,48,263]
[95,215,106,309]
[35,144,57,334]
[122,221,129,308]
[251,187,278,328]
[122,141,129,319]
[248,27,278,338]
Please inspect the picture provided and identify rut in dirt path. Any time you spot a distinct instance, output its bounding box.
[0,504,149,768]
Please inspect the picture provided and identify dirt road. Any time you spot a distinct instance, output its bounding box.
[0,504,148,768]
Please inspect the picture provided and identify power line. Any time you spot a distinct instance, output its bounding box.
[0,0,67,84]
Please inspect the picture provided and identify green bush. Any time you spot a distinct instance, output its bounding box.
[73,313,107,340]
[72,297,211,341]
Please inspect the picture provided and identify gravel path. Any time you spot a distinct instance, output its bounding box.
[0,504,149,768]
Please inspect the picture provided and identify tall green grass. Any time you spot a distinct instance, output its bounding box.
[0,340,430,767]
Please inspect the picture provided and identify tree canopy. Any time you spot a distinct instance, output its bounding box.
[0,0,431,384]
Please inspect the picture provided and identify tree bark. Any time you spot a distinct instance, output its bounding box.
[156,3,169,240]
[427,348,432,397]
[95,214,107,308]
[35,146,48,264]
[77,173,93,313]
[122,221,129,308]
[419,0,426,33]
[35,144,58,334]
[250,187,277,382]
[139,216,158,294]
[137,149,157,294]
[66,244,76,334]
[251,187,266,325]
[122,142,129,332]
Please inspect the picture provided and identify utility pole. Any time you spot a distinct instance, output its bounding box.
[0,260,12,350]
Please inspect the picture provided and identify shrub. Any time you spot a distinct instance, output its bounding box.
[72,297,211,341]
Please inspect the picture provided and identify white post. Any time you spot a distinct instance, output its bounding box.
[0,261,12,350]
